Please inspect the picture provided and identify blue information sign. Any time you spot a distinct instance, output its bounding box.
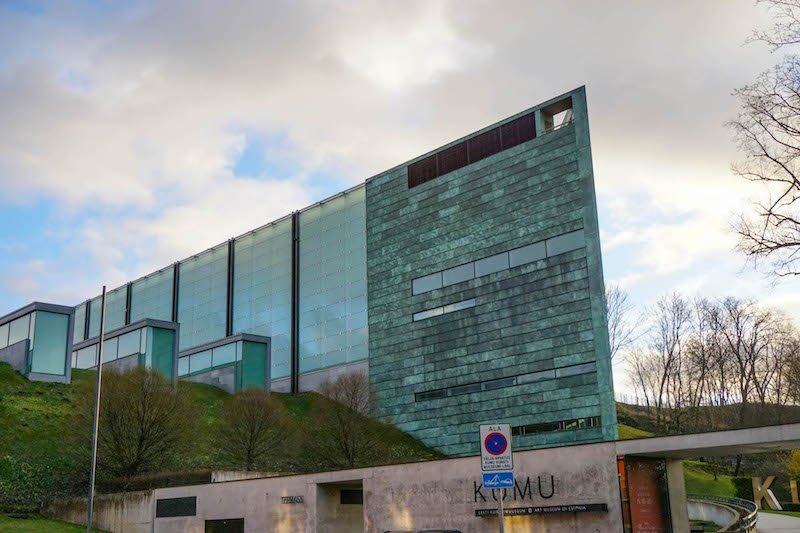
[482,471,515,489]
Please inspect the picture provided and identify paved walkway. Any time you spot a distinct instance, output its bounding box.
[757,511,800,532]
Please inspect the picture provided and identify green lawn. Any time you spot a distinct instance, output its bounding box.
[689,519,720,532]
[762,509,800,518]
[683,460,736,497]
[0,514,104,532]
[617,423,653,440]
[0,362,443,507]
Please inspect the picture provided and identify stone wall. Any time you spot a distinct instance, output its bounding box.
[76,440,622,532]
[43,490,153,533]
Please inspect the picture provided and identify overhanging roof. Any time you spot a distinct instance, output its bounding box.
[616,423,800,458]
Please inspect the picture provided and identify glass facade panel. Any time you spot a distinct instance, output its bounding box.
[178,245,228,350]
[73,303,86,343]
[442,263,475,286]
[212,342,236,367]
[29,311,69,375]
[103,286,127,332]
[104,336,119,361]
[76,345,97,369]
[130,268,174,323]
[178,356,189,376]
[412,272,442,295]
[118,330,141,358]
[474,252,510,277]
[0,322,8,349]
[88,296,102,339]
[509,241,546,267]
[298,187,369,374]
[545,229,585,256]
[189,349,212,373]
[232,218,292,380]
[8,314,30,345]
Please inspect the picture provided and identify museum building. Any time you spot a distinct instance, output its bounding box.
[0,87,617,456]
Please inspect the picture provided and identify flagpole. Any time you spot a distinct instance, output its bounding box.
[86,286,106,532]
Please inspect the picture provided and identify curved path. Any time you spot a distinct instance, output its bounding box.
[757,511,800,532]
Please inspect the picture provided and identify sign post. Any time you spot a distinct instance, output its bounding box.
[480,424,513,533]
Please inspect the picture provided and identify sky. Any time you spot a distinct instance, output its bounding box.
[0,0,794,393]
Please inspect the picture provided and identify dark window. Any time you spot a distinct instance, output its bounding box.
[407,113,536,188]
[467,128,501,162]
[205,518,244,533]
[500,114,535,149]
[156,496,197,518]
[415,389,447,401]
[450,382,482,396]
[512,416,602,437]
[407,154,438,188]
[438,142,469,175]
[483,377,516,391]
[340,489,363,505]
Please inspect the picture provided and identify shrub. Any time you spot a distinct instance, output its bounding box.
[732,477,754,500]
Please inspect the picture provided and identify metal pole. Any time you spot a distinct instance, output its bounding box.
[498,489,505,533]
[86,286,107,533]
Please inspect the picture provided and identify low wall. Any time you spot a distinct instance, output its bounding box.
[43,490,153,533]
[687,499,738,530]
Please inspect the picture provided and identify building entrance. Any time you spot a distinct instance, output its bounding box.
[316,480,365,533]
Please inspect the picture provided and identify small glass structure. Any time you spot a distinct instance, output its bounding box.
[0,302,74,383]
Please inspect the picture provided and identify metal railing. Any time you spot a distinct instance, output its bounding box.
[687,494,758,532]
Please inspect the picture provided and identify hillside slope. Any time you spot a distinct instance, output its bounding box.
[0,363,442,510]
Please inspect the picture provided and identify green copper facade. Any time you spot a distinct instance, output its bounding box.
[366,87,616,456]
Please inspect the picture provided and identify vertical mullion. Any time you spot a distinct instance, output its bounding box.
[124,282,132,325]
[290,211,300,395]
[172,262,180,323]
[83,300,90,340]
[226,239,234,337]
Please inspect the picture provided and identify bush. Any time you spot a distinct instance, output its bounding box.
[779,502,800,512]
[72,367,199,482]
[732,477,754,500]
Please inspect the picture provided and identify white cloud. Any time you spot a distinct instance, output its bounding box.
[5,0,800,393]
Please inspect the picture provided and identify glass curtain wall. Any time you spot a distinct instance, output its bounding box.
[103,286,127,332]
[298,187,369,373]
[1,310,70,376]
[178,244,228,350]
[72,324,176,380]
[130,268,174,323]
[87,296,102,339]
[232,218,292,381]
[30,311,69,375]
[73,303,86,343]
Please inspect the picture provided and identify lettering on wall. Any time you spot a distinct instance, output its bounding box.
[473,475,556,503]
[281,495,304,504]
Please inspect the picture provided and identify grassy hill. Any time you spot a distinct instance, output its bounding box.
[0,363,442,511]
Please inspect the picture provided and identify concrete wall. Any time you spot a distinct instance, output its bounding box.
[299,360,368,393]
[184,363,237,393]
[366,87,617,456]
[0,340,28,374]
[48,441,622,532]
[100,353,140,374]
[687,500,738,530]
[43,490,153,533]
[666,459,690,532]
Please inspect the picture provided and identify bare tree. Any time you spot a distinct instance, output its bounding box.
[606,284,637,360]
[216,389,290,471]
[319,371,374,416]
[732,0,800,276]
[305,372,380,469]
[74,367,197,481]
